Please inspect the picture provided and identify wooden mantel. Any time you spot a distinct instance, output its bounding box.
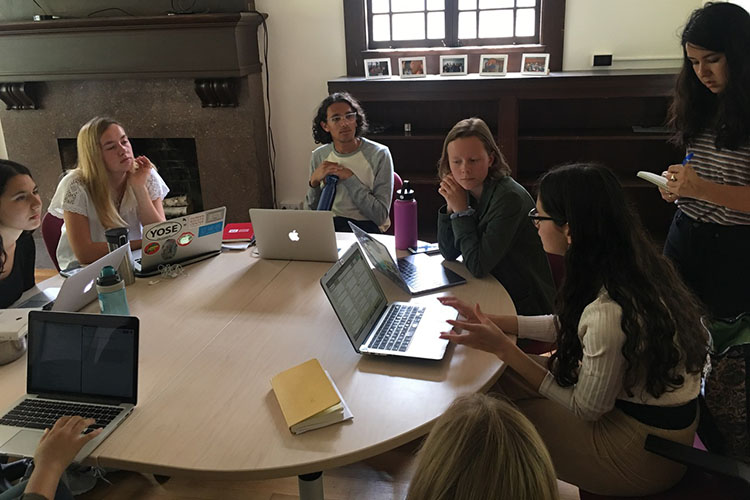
[0,13,264,82]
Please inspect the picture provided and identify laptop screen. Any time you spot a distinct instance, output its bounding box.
[322,246,387,346]
[27,312,139,405]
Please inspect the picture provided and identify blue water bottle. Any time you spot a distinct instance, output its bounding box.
[96,266,130,315]
[316,174,339,211]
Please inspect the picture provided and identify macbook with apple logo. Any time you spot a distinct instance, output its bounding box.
[249,209,339,262]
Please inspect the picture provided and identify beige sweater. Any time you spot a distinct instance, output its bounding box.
[518,290,701,421]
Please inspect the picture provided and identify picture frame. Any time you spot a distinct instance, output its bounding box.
[479,54,508,76]
[364,58,392,79]
[398,56,427,78]
[521,53,550,75]
[439,55,467,76]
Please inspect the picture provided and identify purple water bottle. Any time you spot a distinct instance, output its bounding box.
[394,179,418,250]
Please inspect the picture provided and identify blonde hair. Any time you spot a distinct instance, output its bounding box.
[75,116,127,229]
[437,117,511,181]
[407,393,559,500]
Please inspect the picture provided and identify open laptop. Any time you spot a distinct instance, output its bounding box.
[134,207,226,277]
[348,222,466,295]
[320,244,455,360]
[14,243,130,312]
[0,311,138,462]
[250,209,338,262]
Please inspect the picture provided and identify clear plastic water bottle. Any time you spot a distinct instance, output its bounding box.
[96,266,130,315]
[394,179,418,250]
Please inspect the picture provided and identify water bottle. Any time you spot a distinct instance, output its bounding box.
[104,227,135,285]
[96,266,130,315]
[316,174,339,211]
[394,179,418,250]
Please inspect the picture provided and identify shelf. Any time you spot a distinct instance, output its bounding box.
[369,132,445,141]
[519,128,671,141]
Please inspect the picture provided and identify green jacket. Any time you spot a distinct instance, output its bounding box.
[437,176,556,316]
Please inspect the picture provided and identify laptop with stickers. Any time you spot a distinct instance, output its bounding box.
[133,207,226,277]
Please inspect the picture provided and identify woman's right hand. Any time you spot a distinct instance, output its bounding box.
[438,174,468,213]
[437,296,478,323]
[310,161,342,187]
[33,416,102,475]
[659,169,679,203]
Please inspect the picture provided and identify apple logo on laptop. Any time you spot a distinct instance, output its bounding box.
[288,229,300,242]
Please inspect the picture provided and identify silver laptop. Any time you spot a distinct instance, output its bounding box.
[134,207,226,277]
[320,244,454,360]
[348,222,466,295]
[0,311,138,463]
[14,244,130,312]
[250,209,338,262]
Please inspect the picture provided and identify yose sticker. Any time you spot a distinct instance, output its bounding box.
[145,221,183,241]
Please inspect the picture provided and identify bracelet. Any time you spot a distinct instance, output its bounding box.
[450,207,475,219]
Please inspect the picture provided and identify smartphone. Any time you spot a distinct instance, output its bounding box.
[408,243,440,255]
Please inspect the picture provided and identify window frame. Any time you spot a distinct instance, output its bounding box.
[344,0,565,76]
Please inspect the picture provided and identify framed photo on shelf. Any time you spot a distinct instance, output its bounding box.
[521,53,550,75]
[479,54,508,76]
[398,57,427,78]
[439,55,467,76]
[364,58,392,79]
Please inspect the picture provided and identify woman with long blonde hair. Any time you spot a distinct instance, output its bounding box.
[407,393,559,500]
[48,117,168,270]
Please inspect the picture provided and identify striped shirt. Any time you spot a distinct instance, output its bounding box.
[677,132,750,225]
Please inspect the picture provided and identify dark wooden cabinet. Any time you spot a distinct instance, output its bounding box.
[329,69,681,242]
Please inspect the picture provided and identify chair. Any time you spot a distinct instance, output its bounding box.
[520,252,564,355]
[41,213,63,271]
[578,434,750,500]
[386,172,403,236]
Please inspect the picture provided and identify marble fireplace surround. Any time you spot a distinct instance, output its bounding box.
[0,13,272,223]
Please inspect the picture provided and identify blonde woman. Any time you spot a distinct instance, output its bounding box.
[48,117,169,270]
[407,393,559,500]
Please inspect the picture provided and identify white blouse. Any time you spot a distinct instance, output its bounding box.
[48,169,169,271]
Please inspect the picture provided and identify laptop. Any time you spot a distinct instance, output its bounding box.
[14,244,131,312]
[250,209,338,262]
[348,222,466,295]
[0,311,138,462]
[320,244,455,360]
[134,207,226,277]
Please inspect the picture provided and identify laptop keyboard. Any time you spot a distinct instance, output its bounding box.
[0,399,122,431]
[369,304,424,352]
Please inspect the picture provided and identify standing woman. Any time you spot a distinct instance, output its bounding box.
[48,117,169,271]
[437,118,555,315]
[662,2,750,319]
[440,164,709,496]
[0,160,42,308]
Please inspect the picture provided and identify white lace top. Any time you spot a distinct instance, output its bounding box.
[48,169,169,270]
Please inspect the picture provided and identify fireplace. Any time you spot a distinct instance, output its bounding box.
[0,12,271,223]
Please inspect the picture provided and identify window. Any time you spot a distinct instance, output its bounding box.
[368,0,540,49]
[343,0,565,75]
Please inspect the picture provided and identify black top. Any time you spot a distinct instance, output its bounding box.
[0,232,36,308]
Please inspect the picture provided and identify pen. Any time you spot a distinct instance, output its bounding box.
[682,152,694,165]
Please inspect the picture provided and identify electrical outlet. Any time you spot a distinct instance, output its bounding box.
[279,201,302,210]
[592,54,613,67]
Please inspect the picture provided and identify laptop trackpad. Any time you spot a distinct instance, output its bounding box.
[1,429,43,455]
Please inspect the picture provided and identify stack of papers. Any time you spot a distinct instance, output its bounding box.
[271,358,353,434]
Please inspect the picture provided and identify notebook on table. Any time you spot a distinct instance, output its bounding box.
[0,311,139,462]
[249,209,338,262]
[134,206,226,277]
[347,222,466,295]
[320,244,455,360]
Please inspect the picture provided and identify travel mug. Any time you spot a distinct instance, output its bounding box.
[104,227,135,285]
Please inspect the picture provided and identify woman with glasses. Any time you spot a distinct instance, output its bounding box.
[439,163,708,496]
[436,117,555,315]
[305,92,394,233]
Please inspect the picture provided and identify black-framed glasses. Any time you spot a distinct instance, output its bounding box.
[327,111,358,125]
[528,207,556,228]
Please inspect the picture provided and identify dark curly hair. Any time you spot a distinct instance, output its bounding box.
[0,159,34,274]
[538,164,708,398]
[312,92,369,145]
[669,2,750,150]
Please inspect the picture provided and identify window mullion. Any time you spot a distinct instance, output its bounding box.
[445,0,458,47]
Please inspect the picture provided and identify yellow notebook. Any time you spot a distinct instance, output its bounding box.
[271,358,352,434]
